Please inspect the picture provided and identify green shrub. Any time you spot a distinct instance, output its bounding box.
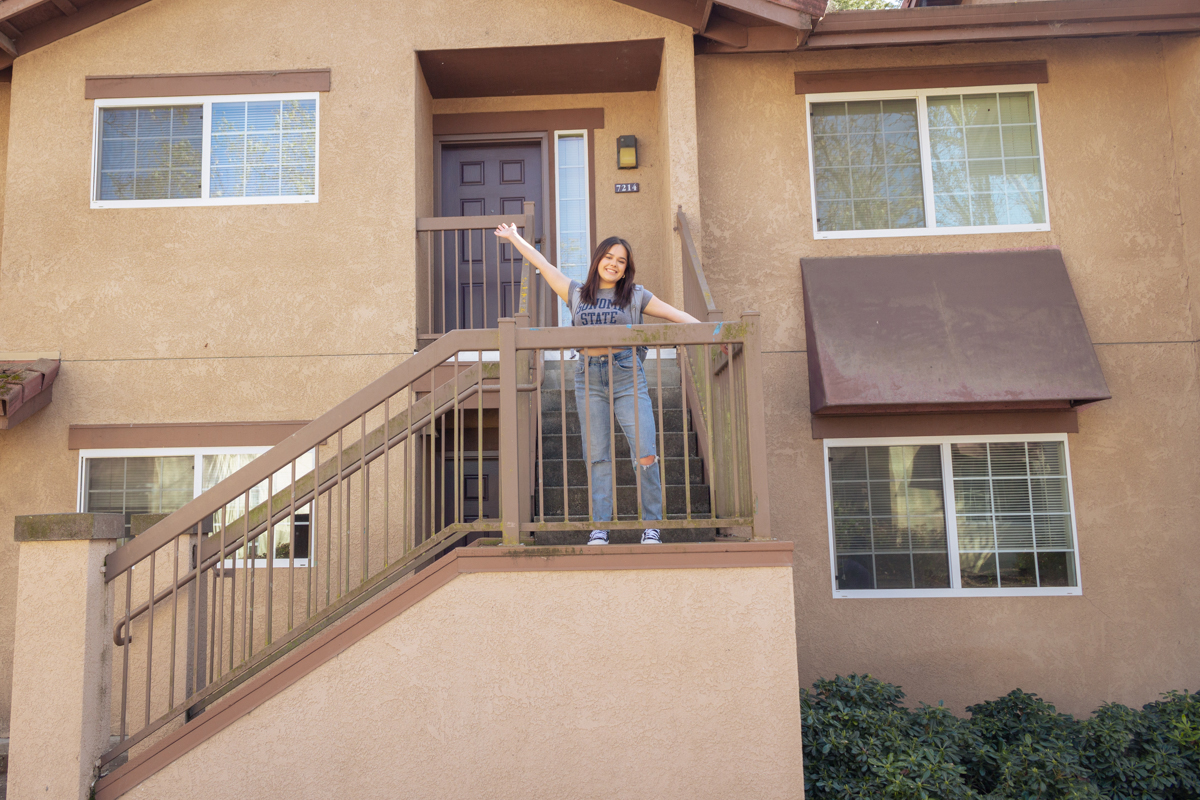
[801,676,1199,800]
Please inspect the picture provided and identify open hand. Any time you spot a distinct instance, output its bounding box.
[494,222,521,242]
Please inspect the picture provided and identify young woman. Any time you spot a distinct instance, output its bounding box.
[495,223,700,545]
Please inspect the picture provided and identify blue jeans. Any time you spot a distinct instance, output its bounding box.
[575,349,663,524]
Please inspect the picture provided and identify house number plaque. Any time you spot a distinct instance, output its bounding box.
[615,183,640,193]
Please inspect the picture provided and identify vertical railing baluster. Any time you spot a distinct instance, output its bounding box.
[536,350,545,524]
[700,345,710,525]
[120,567,131,742]
[476,348,484,526]
[498,318,520,545]
[407,387,414,555]
[583,351,593,525]
[361,413,369,585]
[656,347,666,524]
[559,350,569,524]
[681,347,693,522]
[288,460,297,632]
[607,349,617,527]
[241,491,250,665]
[336,429,343,601]
[217,504,226,676]
[191,524,204,696]
[265,473,274,646]
[169,534,180,705]
[633,344,643,523]
[384,398,391,566]
[453,351,461,528]
[144,550,155,728]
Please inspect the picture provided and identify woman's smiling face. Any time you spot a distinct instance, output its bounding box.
[596,243,628,287]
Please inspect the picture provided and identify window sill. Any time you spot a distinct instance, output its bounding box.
[220,558,311,569]
[833,586,1081,599]
[91,195,318,210]
[813,222,1050,240]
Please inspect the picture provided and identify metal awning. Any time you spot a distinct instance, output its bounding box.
[801,249,1111,416]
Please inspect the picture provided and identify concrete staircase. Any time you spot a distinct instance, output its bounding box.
[534,356,715,544]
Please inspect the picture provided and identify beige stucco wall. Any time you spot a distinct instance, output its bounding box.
[695,37,1200,715]
[0,0,696,741]
[120,566,804,800]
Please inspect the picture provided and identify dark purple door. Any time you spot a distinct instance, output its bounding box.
[440,143,542,330]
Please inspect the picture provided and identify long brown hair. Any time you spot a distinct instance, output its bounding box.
[580,236,636,308]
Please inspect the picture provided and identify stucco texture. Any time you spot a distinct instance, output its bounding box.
[120,566,805,800]
[7,539,114,800]
[0,0,698,737]
[695,38,1200,715]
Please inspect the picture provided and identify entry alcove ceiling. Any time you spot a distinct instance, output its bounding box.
[417,39,665,99]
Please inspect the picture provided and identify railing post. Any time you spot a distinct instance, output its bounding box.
[739,312,773,541]
[522,201,538,326]
[515,311,534,536]
[8,513,124,800]
[499,318,521,545]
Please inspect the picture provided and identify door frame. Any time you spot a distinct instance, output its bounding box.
[434,128,600,325]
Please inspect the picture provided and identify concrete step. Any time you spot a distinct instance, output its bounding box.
[541,430,699,460]
[537,457,706,488]
[538,485,711,518]
[533,528,716,545]
[538,385,684,414]
[541,407,686,436]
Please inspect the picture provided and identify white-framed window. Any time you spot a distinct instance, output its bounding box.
[78,446,315,566]
[805,85,1050,239]
[554,129,591,325]
[91,92,320,208]
[823,434,1081,598]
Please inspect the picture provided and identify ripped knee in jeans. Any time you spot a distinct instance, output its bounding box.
[638,455,657,468]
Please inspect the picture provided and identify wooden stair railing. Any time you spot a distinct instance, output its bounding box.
[97,213,772,795]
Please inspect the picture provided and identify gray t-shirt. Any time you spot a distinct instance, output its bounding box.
[568,280,653,326]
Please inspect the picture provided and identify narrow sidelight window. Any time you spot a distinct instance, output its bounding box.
[807,86,1049,238]
[824,435,1081,597]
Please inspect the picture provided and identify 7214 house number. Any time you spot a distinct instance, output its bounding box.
[615,183,640,193]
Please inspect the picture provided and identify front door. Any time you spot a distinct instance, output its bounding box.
[440,142,542,330]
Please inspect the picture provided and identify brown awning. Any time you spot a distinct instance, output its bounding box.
[801,249,1110,416]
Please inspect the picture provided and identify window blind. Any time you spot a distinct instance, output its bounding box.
[98,106,202,201]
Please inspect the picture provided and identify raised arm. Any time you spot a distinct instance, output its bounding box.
[645,295,701,324]
[495,223,574,304]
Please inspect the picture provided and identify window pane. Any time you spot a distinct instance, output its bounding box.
[556,134,590,324]
[950,441,1076,588]
[84,456,194,535]
[209,99,316,199]
[928,91,1045,227]
[812,100,925,232]
[99,106,202,201]
[829,445,949,590]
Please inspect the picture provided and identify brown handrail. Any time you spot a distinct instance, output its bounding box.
[676,208,722,324]
[416,202,539,340]
[99,306,770,777]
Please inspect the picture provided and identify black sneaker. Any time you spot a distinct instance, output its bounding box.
[641,529,662,545]
[587,530,609,546]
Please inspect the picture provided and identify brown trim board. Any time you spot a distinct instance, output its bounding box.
[796,61,1047,95]
[811,410,1079,440]
[433,109,605,137]
[9,0,153,59]
[68,421,311,450]
[93,541,792,800]
[85,69,331,99]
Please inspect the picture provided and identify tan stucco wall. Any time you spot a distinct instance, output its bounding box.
[120,566,804,800]
[0,0,696,741]
[695,37,1200,715]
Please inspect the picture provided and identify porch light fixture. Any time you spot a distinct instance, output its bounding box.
[617,135,638,169]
